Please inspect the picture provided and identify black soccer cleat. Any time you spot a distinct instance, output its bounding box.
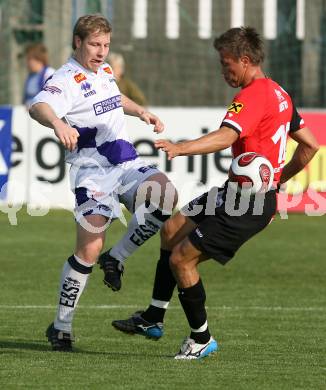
[112,311,163,340]
[98,250,124,291]
[45,323,74,352]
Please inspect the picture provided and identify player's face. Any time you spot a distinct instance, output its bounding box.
[26,56,43,73]
[74,31,110,72]
[219,50,246,88]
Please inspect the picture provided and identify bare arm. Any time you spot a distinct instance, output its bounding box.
[121,93,164,134]
[121,93,144,117]
[29,102,62,129]
[280,127,319,183]
[154,126,239,160]
[29,102,79,152]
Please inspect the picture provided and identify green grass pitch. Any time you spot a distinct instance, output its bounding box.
[0,209,325,389]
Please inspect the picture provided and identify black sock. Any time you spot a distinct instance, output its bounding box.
[178,279,211,344]
[142,249,176,323]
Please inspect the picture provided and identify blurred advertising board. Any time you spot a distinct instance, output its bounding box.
[277,112,326,216]
[0,106,12,200]
[0,106,325,217]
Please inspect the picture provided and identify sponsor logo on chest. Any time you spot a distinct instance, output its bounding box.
[274,89,288,112]
[74,72,87,83]
[103,66,112,74]
[227,102,244,113]
[81,81,96,98]
[93,95,122,115]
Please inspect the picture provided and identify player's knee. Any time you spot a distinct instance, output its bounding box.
[166,181,178,209]
[77,239,104,263]
[160,218,178,248]
[158,180,178,211]
[146,173,178,210]
[169,245,187,272]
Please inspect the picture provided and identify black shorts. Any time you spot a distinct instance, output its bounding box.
[182,184,277,265]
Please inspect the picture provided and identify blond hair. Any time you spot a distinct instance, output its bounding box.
[72,14,112,50]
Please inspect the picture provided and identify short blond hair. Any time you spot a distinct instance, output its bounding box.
[72,14,112,50]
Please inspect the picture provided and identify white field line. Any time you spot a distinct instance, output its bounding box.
[0,305,325,312]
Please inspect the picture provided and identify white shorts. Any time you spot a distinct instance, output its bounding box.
[70,158,161,222]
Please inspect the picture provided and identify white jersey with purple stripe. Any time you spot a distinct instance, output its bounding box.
[31,57,138,168]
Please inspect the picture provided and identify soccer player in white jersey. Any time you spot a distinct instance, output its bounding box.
[29,14,177,351]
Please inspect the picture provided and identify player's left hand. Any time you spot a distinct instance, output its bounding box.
[154,139,181,160]
[140,111,164,133]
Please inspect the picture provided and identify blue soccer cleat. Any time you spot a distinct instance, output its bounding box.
[112,311,163,340]
[174,336,218,360]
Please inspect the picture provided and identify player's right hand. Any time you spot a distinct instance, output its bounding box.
[53,120,80,152]
[140,111,165,133]
[154,139,181,160]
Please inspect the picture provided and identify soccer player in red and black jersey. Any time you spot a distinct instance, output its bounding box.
[112,27,319,359]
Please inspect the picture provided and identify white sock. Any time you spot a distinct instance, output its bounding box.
[110,203,171,263]
[151,298,170,309]
[54,255,93,332]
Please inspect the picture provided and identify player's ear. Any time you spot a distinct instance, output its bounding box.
[240,56,250,68]
[74,35,82,49]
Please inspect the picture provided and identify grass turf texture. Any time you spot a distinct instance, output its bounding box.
[0,209,325,389]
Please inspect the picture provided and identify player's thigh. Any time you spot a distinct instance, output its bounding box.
[170,236,208,271]
[72,165,123,223]
[119,161,177,212]
[75,214,109,262]
[161,211,197,250]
